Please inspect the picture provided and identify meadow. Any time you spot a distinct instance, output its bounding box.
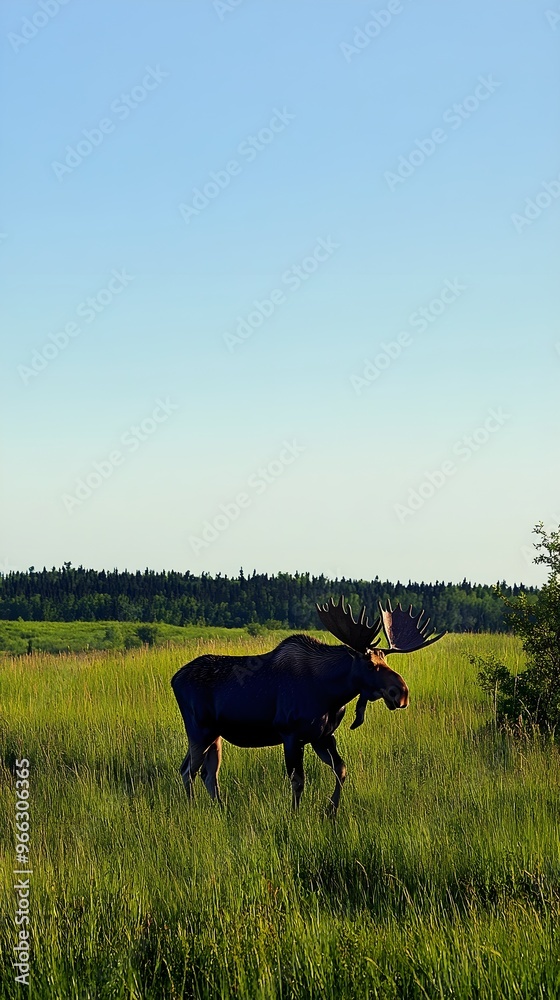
[1,631,559,999]
[0,620,247,656]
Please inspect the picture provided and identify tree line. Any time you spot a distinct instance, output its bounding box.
[0,565,536,632]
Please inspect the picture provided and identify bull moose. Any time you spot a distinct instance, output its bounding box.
[171,597,445,812]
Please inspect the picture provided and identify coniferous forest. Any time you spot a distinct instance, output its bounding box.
[0,565,536,632]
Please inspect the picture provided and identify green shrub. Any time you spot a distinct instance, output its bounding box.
[263,618,288,630]
[124,633,142,649]
[476,522,560,734]
[136,624,159,646]
[245,622,265,637]
[102,626,123,649]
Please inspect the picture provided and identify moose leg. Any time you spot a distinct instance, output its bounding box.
[283,737,305,810]
[311,734,347,814]
[180,742,207,799]
[200,738,223,805]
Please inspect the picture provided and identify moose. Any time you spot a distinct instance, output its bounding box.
[171,597,445,813]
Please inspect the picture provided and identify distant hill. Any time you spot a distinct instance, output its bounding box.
[0,620,248,655]
[0,566,536,633]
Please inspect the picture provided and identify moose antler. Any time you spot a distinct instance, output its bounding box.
[377,600,446,654]
[315,596,382,653]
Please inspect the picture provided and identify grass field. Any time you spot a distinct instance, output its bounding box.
[0,620,250,655]
[1,631,559,999]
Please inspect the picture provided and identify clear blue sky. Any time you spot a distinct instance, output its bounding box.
[1,0,558,586]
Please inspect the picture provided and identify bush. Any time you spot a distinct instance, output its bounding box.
[102,625,123,649]
[476,522,560,734]
[246,622,265,637]
[124,633,142,650]
[136,624,159,646]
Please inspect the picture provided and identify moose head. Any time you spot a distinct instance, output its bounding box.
[316,595,446,715]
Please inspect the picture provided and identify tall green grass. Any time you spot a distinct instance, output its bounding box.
[0,620,252,655]
[1,632,559,999]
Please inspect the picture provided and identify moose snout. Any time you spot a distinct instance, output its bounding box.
[386,685,409,710]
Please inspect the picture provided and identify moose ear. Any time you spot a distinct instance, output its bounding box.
[366,649,386,669]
